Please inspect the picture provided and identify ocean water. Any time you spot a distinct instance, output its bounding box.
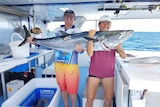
[123,32,160,51]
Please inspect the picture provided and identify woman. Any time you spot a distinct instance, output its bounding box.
[85,15,126,107]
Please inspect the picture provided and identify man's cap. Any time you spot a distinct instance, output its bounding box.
[64,10,75,16]
[99,15,112,23]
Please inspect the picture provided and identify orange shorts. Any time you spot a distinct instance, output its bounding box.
[54,62,79,94]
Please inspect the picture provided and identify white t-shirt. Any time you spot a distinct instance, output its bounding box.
[53,25,82,64]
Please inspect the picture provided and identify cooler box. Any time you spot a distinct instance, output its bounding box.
[2,78,60,107]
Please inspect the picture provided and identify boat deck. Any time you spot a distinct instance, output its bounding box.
[0,66,89,107]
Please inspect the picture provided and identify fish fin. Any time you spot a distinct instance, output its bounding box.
[18,25,31,47]
[59,30,69,36]
[101,42,110,51]
[83,36,98,42]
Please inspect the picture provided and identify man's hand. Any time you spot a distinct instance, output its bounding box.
[27,36,37,45]
[75,44,83,52]
[63,36,69,40]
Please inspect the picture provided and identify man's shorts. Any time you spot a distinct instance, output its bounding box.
[54,62,79,94]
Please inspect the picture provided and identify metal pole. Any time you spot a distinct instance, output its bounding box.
[1,72,7,100]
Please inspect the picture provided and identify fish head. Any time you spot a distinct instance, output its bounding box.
[99,30,134,48]
[94,41,110,51]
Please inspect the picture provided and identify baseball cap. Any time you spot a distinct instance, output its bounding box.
[64,10,75,16]
[99,15,111,23]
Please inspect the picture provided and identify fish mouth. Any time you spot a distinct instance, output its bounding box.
[101,42,110,51]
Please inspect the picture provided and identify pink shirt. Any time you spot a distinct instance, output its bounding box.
[89,49,116,78]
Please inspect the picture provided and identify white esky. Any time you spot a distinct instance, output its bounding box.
[48,19,160,32]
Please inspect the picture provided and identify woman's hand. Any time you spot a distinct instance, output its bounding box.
[87,30,96,57]
[115,44,122,50]
[115,44,126,59]
[88,29,96,38]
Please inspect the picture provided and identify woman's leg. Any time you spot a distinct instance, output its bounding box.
[85,77,100,107]
[102,77,114,107]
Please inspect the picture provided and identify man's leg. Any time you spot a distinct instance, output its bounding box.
[65,64,79,107]
[55,63,69,107]
[70,94,77,107]
[62,91,69,107]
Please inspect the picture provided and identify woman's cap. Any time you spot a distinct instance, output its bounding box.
[99,15,112,23]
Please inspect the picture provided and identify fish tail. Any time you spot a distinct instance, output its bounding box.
[18,25,31,47]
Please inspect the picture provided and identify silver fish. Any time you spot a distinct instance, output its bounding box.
[124,56,160,64]
[32,98,48,107]
[21,25,133,51]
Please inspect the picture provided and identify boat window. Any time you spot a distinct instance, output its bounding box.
[81,20,98,31]
[47,21,64,31]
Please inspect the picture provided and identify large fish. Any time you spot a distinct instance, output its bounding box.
[20,25,133,51]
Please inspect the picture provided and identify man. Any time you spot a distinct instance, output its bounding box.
[53,10,84,107]
[86,15,126,107]
[27,10,84,107]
